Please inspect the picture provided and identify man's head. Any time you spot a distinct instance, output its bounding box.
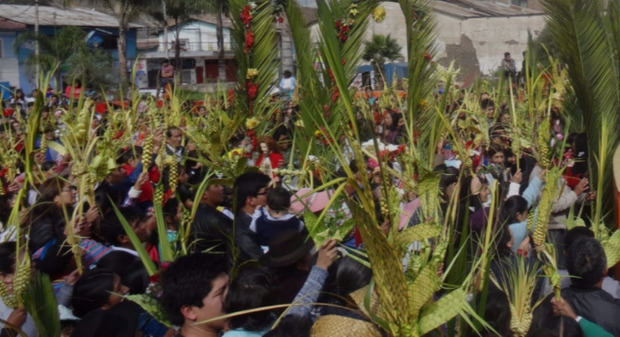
[201,183,225,208]
[504,52,511,60]
[166,126,183,148]
[234,172,271,213]
[283,70,292,78]
[161,254,229,330]
[100,206,155,247]
[566,237,607,288]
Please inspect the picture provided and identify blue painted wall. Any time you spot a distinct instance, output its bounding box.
[0,32,18,58]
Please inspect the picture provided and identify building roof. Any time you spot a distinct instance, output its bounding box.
[432,0,543,18]
[0,4,142,29]
[0,19,26,30]
[166,13,233,29]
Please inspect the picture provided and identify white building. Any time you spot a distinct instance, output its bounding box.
[137,15,236,88]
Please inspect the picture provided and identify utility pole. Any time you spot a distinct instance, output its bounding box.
[163,0,168,60]
[35,0,40,86]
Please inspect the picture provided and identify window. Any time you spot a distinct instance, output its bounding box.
[0,39,4,58]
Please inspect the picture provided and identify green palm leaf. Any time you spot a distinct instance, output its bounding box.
[543,0,620,230]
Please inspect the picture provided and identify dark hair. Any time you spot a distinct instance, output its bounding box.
[499,195,528,226]
[99,206,147,245]
[564,227,594,250]
[32,176,66,213]
[267,186,291,212]
[263,315,312,337]
[96,251,148,294]
[225,267,276,331]
[486,145,505,161]
[234,172,271,210]
[71,268,117,317]
[438,166,459,201]
[160,253,228,326]
[480,98,495,110]
[283,70,292,78]
[41,161,57,172]
[166,126,181,138]
[117,147,142,165]
[0,241,17,274]
[321,256,371,301]
[566,237,606,288]
[273,126,291,142]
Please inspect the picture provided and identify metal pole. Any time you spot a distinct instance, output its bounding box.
[35,0,40,86]
[163,0,168,60]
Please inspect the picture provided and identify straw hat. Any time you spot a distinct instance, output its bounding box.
[311,285,386,337]
[311,315,383,337]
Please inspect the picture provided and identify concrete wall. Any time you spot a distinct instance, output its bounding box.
[0,32,20,88]
[309,2,546,82]
[437,14,546,78]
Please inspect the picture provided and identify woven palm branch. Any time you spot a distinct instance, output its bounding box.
[490,257,546,337]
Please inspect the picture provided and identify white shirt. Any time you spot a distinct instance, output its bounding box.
[0,298,37,337]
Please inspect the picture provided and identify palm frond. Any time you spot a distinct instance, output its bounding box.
[543,0,620,229]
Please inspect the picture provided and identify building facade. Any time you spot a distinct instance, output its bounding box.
[0,4,140,94]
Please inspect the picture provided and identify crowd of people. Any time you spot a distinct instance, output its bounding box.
[0,74,618,337]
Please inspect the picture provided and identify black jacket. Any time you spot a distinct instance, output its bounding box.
[534,286,620,337]
[191,204,262,261]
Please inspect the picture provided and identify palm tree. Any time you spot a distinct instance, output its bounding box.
[202,0,230,81]
[362,34,402,88]
[542,0,620,231]
[98,0,151,87]
[164,0,210,78]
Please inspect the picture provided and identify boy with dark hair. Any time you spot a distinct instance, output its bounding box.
[160,254,229,337]
[250,186,304,246]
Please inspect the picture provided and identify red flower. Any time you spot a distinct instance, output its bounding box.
[277,17,284,23]
[247,81,258,100]
[227,88,235,104]
[244,30,255,53]
[113,130,124,139]
[240,5,252,26]
[327,69,334,81]
[331,88,340,102]
[341,58,347,65]
[156,100,164,108]
[424,52,432,61]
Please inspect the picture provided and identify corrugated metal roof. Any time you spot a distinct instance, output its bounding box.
[0,4,142,28]
[0,19,27,30]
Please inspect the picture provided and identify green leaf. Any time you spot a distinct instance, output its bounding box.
[125,293,174,328]
[154,184,174,262]
[418,288,468,335]
[22,271,60,337]
[109,199,158,276]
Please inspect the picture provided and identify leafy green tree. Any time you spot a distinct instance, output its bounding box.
[14,26,111,89]
[362,34,402,88]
